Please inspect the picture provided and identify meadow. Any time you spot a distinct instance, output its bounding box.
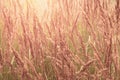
[0,0,120,80]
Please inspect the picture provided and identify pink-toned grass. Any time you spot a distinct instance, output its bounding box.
[0,0,120,80]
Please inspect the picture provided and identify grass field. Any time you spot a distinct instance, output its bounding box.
[0,0,120,80]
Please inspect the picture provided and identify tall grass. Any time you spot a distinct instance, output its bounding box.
[0,0,120,80]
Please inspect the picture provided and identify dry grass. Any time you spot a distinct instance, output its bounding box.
[0,0,120,80]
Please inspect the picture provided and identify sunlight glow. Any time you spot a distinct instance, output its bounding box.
[19,0,49,17]
[34,0,48,17]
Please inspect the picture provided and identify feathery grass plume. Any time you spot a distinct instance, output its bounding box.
[0,0,120,80]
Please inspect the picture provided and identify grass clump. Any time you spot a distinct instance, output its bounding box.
[0,0,120,80]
